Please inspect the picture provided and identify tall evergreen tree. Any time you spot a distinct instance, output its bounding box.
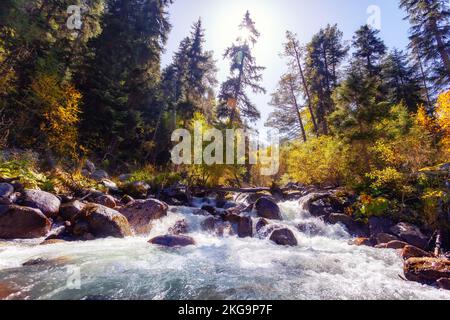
[352,25,387,77]
[304,24,348,134]
[217,11,266,125]
[400,0,450,89]
[79,0,172,164]
[382,49,424,111]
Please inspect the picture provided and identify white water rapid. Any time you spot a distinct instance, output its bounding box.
[0,196,449,300]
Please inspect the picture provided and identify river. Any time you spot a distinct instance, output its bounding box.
[0,196,449,300]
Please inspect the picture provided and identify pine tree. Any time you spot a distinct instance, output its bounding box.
[400,0,450,88]
[218,11,266,125]
[382,49,424,111]
[79,0,172,164]
[352,25,387,77]
[304,24,348,134]
[266,73,307,142]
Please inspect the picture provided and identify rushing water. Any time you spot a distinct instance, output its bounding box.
[0,196,449,300]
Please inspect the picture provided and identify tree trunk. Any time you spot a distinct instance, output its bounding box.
[289,81,307,142]
[430,18,450,79]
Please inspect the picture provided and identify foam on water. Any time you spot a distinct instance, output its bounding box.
[0,197,449,300]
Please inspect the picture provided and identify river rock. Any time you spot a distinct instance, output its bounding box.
[75,204,132,238]
[122,181,151,199]
[401,245,433,260]
[201,216,217,232]
[301,192,344,218]
[368,217,394,238]
[404,257,450,285]
[21,189,61,218]
[297,221,325,237]
[222,212,242,224]
[169,220,188,235]
[437,278,450,290]
[256,218,269,233]
[376,233,400,245]
[90,169,109,181]
[237,216,253,238]
[149,235,195,247]
[255,197,282,220]
[83,160,96,173]
[390,222,429,250]
[384,240,409,250]
[350,237,373,247]
[119,199,168,234]
[95,195,117,209]
[0,205,51,239]
[60,200,86,222]
[0,183,14,198]
[201,205,216,215]
[269,228,297,246]
[328,213,369,237]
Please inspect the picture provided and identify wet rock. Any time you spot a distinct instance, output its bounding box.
[201,216,217,232]
[118,174,133,182]
[201,205,216,215]
[376,233,400,245]
[101,179,119,192]
[44,225,67,241]
[60,200,86,222]
[404,257,450,285]
[246,192,274,204]
[301,192,343,218]
[74,204,132,238]
[437,278,450,290]
[401,245,433,260]
[297,221,325,237]
[237,216,253,238]
[122,181,151,199]
[95,195,117,209]
[256,218,269,233]
[328,213,369,237]
[72,220,90,237]
[222,212,242,224]
[0,282,19,299]
[269,228,297,246]
[0,183,14,198]
[169,220,188,235]
[368,217,394,238]
[350,237,373,247]
[390,222,429,250]
[0,205,51,239]
[21,189,61,218]
[148,235,195,247]
[119,199,168,234]
[161,187,189,205]
[215,222,234,237]
[90,169,109,181]
[255,197,282,220]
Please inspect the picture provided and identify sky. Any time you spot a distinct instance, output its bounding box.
[161,0,411,139]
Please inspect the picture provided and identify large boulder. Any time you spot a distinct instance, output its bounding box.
[327,213,369,237]
[390,222,429,250]
[237,216,253,238]
[119,199,168,234]
[21,189,61,218]
[0,183,14,198]
[74,204,132,238]
[0,205,51,239]
[60,200,86,222]
[401,245,433,260]
[122,181,151,199]
[437,278,450,290]
[149,235,195,247]
[95,195,117,209]
[269,228,298,246]
[301,193,344,218]
[376,233,399,245]
[368,217,394,238]
[255,197,282,220]
[404,257,450,285]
